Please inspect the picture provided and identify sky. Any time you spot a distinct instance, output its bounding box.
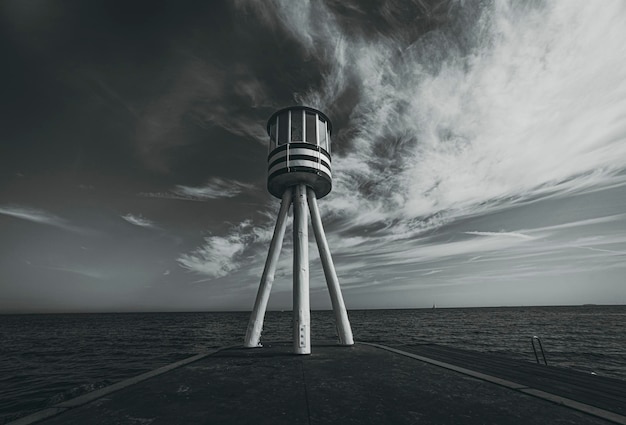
[1,0,626,313]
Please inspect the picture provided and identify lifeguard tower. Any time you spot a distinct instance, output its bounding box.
[244,106,354,354]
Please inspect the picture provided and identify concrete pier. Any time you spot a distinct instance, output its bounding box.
[10,343,626,425]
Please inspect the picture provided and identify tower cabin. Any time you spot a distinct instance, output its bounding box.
[266,106,333,199]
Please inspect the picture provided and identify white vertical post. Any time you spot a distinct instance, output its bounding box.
[306,187,354,345]
[293,184,311,354]
[244,188,293,348]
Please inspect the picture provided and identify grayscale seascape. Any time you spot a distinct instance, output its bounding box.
[2,0,626,423]
[1,305,625,424]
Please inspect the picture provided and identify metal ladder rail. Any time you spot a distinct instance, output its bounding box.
[531,335,548,365]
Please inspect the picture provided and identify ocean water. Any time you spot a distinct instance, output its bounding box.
[1,305,625,424]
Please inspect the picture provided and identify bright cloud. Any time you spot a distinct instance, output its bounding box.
[177,219,275,278]
[239,0,626,235]
[183,1,626,298]
[178,234,246,278]
[121,213,155,228]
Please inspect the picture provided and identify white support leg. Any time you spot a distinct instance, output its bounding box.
[293,184,311,354]
[244,188,293,348]
[306,187,354,346]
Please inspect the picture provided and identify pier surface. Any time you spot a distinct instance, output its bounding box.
[11,342,626,425]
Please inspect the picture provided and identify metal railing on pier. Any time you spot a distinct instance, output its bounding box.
[531,336,548,365]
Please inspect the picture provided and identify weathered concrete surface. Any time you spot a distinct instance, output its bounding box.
[27,343,618,425]
[393,343,626,417]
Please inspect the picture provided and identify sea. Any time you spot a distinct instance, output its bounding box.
[1,305,625,424]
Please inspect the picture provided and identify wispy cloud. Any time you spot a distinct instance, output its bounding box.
[525,214,626,235]
[178,234,245,278]
[464,231,535,240]
[177,1,626,303]
[172,178,255,200]
[177,219,274,279]
[0,206,65,225]
[121,213,155,228]
[237,0,626,237]
[0,205,84,233]
[573,245,626,256]
[140,177,255,201]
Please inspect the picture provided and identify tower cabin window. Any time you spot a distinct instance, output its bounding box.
[269,121,277,151]
[318,118,328,151]
[277,111,289,145]
[291,110,303,142]
[327,128,331,154]
[305,111,316,144]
